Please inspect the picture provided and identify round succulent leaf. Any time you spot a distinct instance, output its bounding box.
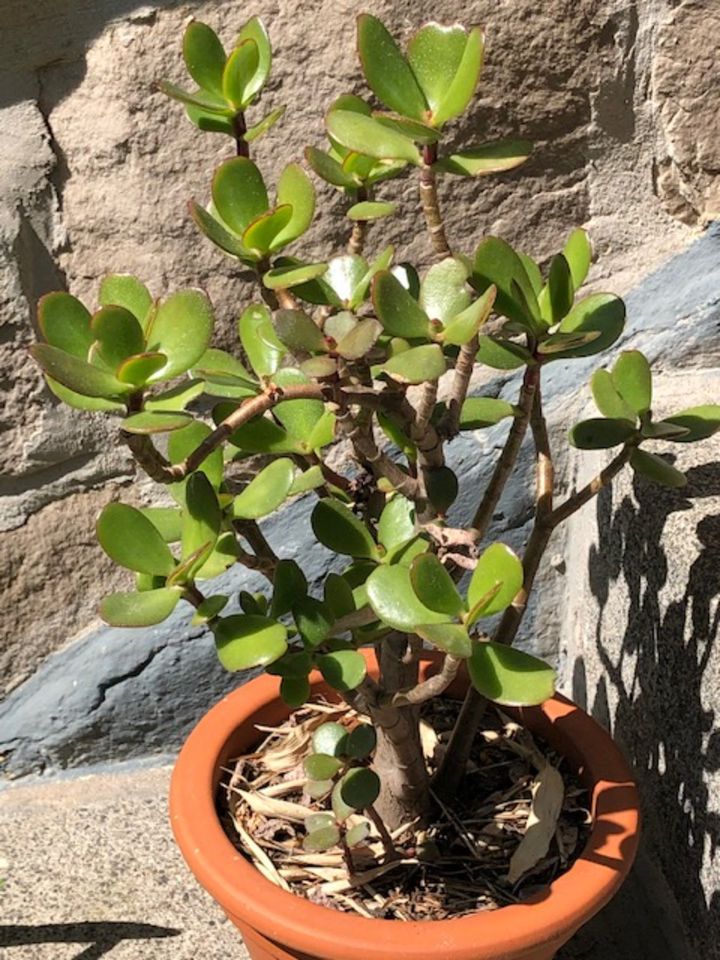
[562,228,592,290]
[301,356,339,379]
[212,157,269,235]
[350,244,395,309]
[45,377,124,412]
[288,464,325,496]
[213,614,288,671]
[663,405,720,443]
[327,110,420,165]
[305,146,358,189]
[121,411,192,434]
[192,531,239,581]
[472,237,541,332]
[317,650,367,692]
[293,596,332,649]
[431,25,484,126]
[537,331,601,356]
[641,420,690,441]
[630,449,687,488]
[273,367,327,439]
[30,343,132,398]
[222,38,260,108]
[272,163,316,248]
[345,820,372,847]
[273,310,327,353]
[38,292,94,358]
[372,112,440,144]
[117,352,168,386]
[569,418,637,450]
[407,23,468,114]
[467,542,523,616]
[157,81,232,114]
[192,347,258,398]
[425,465,459,515]
[238,303,286,378]
[435,138,532,176]
[311,498,379,559]
[98,275,153,329]
[336,318,382,360]
[590,369,635,420]
[459,397,516,430]
[469,640,556,706]
[182,471,221,561]
[242,205,293,256]
[269,559,308,618]
[611,350,652,416]
[90,305,146,371]
[236,16,272,100]
[345,724,377,761]
[410,553,464,617]
[339,767,380,811]
[232,458,295,519]
[377,494,415,551]
[377,343,445,385]
[556,293,626,358]
[263,262,329,291]
[183,20,226,97]
[191,594,229,625]
[280,676,311,707]
[440,286,496,346]
[185,103,236,136]
[145,290,214,380]
[373,270,431,338]
[245,105,286,143]
[266,650,313,679]
[100,588,181,628]
[305,812,337,834]
[325,310,358,342]
[96,503,176,576]
[517,253,543,295]
[323,573,356,622]
[476,335,533,370]
[357,14,427,119]
[303,824,341,852]
[189,201,248,258]
[347,200,397,221]
[312,721,350,758]
[167,420,224,490]
[419,257,471,324]
[538,254,574,326]
[239,591,264,615]
[227,414,298,454]
[465,583,503,627]
[304,753,344,780]
[367,564,450,631]
[416,622,472,658]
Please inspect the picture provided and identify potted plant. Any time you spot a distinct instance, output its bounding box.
[29,13,720,960]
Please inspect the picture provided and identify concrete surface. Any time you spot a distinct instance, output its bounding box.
[0,763,692,960]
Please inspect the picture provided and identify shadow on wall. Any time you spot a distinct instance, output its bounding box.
[573,459,720,959]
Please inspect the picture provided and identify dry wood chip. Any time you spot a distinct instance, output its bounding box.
[507,763,564,884]
[237,789,314,823]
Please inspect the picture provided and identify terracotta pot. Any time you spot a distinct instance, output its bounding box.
[170,649,640,960]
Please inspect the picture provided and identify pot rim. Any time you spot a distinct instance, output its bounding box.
[170,650,640,960]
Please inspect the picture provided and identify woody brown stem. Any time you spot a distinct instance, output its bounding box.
[419,146,451,259]
[439,335,479,438]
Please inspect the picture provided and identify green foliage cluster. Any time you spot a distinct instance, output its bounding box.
[30,13,720,828]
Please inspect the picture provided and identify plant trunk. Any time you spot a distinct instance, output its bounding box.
[369,635,431,831]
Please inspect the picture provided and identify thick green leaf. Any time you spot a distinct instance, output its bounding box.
[467,543,523,615]
[307,778,334,800]
[537,331,601,356]
[280,676,311,707]
[294,596,332,648]
[31,344,129,398]
[289,465,325,496]
[304,753,343,780]
[222,38,260,108]
[270,559,308,618]
[301,356,338,379]
[425,465,459,515]
[373,112,440,143]
[345,821,372,847]
[182,471,221,564]
[327,111,420,164]
[214,615,288,671]
[331,781,354,821]
[410,553,464,617]
[420,257,470,324]
[140,506,183,542]
[345,724,377,760]
[305,146,358,189]
[100,588,181,627]
[167,420,224,490]
[317,650,367,691]
[373,271,431,338]
[38,292,93,358]
[377,344,446,384]
[590,369,635,420]
[185,103,235,135]
[245,106,286,143]
[273,163,316,247]
[90,306,145,370]
[641,420,690,441]
[539,254,574,325]
[569,418,637,449]
[339,767,380,810]
[145,290,214,379]
[237,16,272,100]
[99,275,153,328]
[117,352,168,386]
[273,309,326,352]
[192,347,257,398]
[239,303,286,378]
[432,26,484,126]
[157,81,232,114]
[304,824,341,852]
[191,594,229,625]
[97,503,175,576]
[311,499,379,559]
[459,396,516,429]
[336,318,382,359]
[556,293,626,358]
[357,14,427,119]
[46,377,124,412]
[350,244,395,309]
[472,237,540,331]
[212,157,269,235]
[242,205,292,255]
[476,335,533,370]
[377,494,415,550]
[563,228,592,289]
[232,458,295,519]
[611,350,652,415]
[323,573,356,622]
[436,139,532,176]
[416,622,472,658]
[121,411,192,434]
[347,200,396,221]
[469,641,555,706]
[189,201,248,257]
[367,564,450,631]
[183,21,226,97]
[195,532,240,580]
[228,414,299,454]
[312,721,349,758]
[266,650,313,679]
[664,405,720,442]
[440,286,496,346]
[630,449,686,488]
[263,262,329,290]
[407,23,468,114]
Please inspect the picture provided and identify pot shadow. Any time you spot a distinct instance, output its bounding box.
[570,459,720,959]
[0,921,180,959]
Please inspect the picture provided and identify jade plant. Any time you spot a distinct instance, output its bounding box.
[30,14,720,852]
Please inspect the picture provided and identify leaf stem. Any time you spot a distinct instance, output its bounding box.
[419,145,451,259]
